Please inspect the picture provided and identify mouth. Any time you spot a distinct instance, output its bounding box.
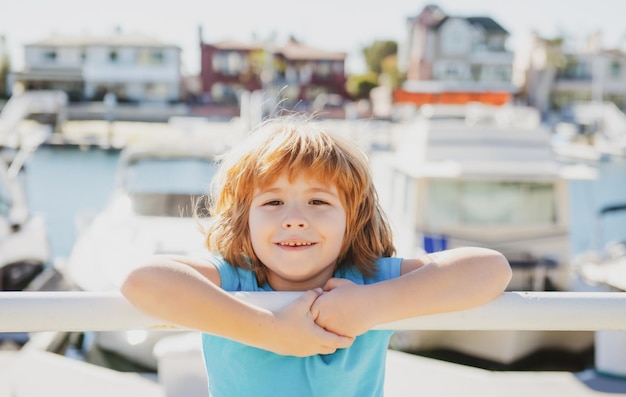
[276,241,315,247]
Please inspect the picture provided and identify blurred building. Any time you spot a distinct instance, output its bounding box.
[396,4,516,106]
[198,28,350,111]
[8,31,182,103]
[515,31,626,114]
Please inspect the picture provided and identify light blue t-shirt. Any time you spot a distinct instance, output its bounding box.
[201,256,402,397]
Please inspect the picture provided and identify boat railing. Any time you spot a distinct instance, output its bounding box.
[3,290,626,332]
[2,290,626,376]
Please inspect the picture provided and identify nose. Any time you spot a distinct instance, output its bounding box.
[282,206,308,229]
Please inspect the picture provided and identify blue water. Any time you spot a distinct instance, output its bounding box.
[25,146,120,259]
[23,146,626,261]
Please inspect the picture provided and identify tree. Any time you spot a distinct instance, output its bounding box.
[362,41,398,75]
[346,72,378,100]
[347,40,404,100]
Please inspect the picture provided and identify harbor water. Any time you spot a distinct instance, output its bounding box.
[23,145,626,264]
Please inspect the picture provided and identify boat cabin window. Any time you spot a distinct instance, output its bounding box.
[428,180,557,226]
[121,157,218,217]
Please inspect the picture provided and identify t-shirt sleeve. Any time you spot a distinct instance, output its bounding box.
[206,254,239,291]
[206,254,261,292]
[371,257,403,282]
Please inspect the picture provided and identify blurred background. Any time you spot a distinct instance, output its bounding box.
[2,1,626,396]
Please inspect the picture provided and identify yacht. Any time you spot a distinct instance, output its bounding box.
[375,104,597,364]
[65,141,218,369]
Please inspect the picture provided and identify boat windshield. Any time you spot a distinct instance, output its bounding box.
[428,180,557,226]
[120,157,217,217]
[0,180,11,216]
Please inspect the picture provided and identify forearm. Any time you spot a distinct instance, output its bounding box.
[366,248,512,326]
[121,261,276,348]
[122,258,353,356]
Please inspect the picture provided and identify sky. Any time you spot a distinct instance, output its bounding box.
[1,0,625,75]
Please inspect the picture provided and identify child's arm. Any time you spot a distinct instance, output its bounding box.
[311,247,512,337]
[121,255,354,356]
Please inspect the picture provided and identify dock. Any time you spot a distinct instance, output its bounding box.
[2,345,626,397]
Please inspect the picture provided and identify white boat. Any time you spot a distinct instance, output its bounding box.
[570,203,626,377]
[572,203,626,292]
[0,147,51,291]
[0,93,54,291]
[65,141,219,369]
[552,101,626,161]
[374,103,597,364]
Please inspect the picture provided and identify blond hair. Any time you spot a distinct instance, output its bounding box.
[203,118,395,286]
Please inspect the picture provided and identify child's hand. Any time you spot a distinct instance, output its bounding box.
[268,288,355,357]
[310,279,375,338]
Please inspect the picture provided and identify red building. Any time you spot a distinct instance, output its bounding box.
[199,31,350,111]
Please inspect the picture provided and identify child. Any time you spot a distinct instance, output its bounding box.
[121,119,512,397]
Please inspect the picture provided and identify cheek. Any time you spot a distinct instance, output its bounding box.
[247,212,260,240]
[331,211,348,244]
[248,210,271,247]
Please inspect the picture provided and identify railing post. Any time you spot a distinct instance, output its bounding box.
[595,331,626,377]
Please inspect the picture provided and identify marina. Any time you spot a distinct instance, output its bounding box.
[0,110,624,395]
[2,1,626,394]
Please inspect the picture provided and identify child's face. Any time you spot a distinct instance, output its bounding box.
[248,172,347,291]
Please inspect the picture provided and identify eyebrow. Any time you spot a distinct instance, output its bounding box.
[253,185,338,198]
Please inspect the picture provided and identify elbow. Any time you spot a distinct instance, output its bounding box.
[120,263,162,306]
[121,255,171,301]
[120,268,147,304]
[485,249,513,292]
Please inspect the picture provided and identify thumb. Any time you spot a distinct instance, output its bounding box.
[296,288,323,309]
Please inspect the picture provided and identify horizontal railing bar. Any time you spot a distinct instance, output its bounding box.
[1,291,626,332]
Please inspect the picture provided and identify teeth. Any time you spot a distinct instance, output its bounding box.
[279,242,313,247]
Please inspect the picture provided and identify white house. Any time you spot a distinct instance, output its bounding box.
[396,4,517,106]
[9,32,182,103]
[515,31,626,114]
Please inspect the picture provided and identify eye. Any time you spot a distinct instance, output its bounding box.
[309,199,328,205]
[263,200,282,206]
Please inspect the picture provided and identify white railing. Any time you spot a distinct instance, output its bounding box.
[2,290,626,332]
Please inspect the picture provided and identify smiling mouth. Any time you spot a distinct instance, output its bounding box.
[277,241,314,247]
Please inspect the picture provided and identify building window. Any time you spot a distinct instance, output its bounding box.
[610,60,621,79]
[471,65,481,81]
[137,49,165,65]
[210,82,241,104]
[440,19,470,56]
[558,60,591,80]
[480,65,511,83]
[434,62,466,81]
[43,50,57,63]
[109,51,119,63]
[332,61,344,75]
[316,61,331,79]
[152,51,164,64]
[145,82,168,100]
[212,51,245,76]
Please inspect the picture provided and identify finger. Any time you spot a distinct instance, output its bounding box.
[316,325,355,346]
[320,335,355,352]
[336,335,355,348]
[322,278,348,291]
